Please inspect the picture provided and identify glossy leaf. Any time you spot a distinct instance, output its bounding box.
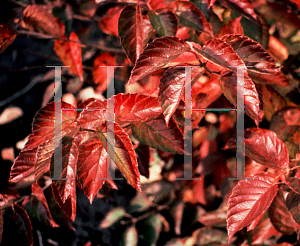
[9,146,37,184]
[131,114,187,155]
[118,5,143,64]
[158,67,186,126]
[174,1,214,37]
[227,172,278,242]
[286,191,300,225]
[220,34,290,87]
[219,69,262,125]
[23,101,79,152]
[99,207,126,228]
[50,136,78,204]
[77,138,107,203]
[96,122,141,191]
[122,226,138,246]
[268,189,296,235]
[54,32,83,81]
[22,5,64,37]
[12,203,33,246]
[149,10,178,37]
[22,183,59,227]
[244,128,289,169]
[128,36,191,84]
[0,23,17,54]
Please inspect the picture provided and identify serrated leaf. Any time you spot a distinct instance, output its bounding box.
[174,1,213,37]
[220,34,290,87]
[244,128,289,169]
[118,5,144,64]
[23,101,79,151]
[122,226,138,246]
[149,10,178,37]
[158,67,186,126]
[0,23,16,54]
[50,136,78,204]
[96,122,141,191]
[9,145,37,184]
[219,70,262,125]
[22,183,59,227]
[227,172,278,242]
[131,114,187,155]
[77,138,107,203]
[268,190,296,235]
[128,36,191,84]
[22,5,64,37]
[286,191,300,225]
[99,207,126,228]
[12,203,33,246]
[54,32,83,81]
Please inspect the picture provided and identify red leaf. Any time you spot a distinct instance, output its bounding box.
[21,5,64,37]
[54,32,83,81]
[215,17,244,38]
[118,5,144,64]
[12,203,33,246]
[268,189,296,235]
[0,23,17,54]
[9,146,37,184]
[219,0,259,24]
[0,189,20,208]
[174,1,214,37]
[287,176,300,195]
[51,136,78,204]
[149,10,178,37]
[99,6,123,36]
[51,182,76,221]
[131,114,187,155]
[77,138,107,203]
[128,36,191,84]
[113,93,163,124]
[286,191,300,224]
[24,101,79,151]
[96,122,141,191]
[219,70,262,125]
[93,53,117,92]
[227,172,278,242]
[22,183,59,227]
[220,34,290,87]
[244,128,289,170]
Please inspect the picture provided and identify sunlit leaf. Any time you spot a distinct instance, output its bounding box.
[99,6,123,36]
[122,226,138,246]
[215,16,244,38]
[128,37,191,84]
[244,128,289,169]
[227,172,278,242]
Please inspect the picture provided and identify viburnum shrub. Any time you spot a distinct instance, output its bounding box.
[0,0,300,245]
